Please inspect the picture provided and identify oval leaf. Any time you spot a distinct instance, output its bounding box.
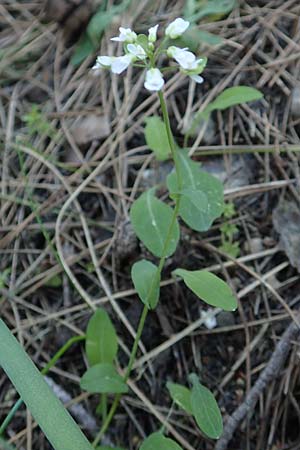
[85,309,118,366]
[173,269,237,311]
[201,86,263,120]
[167,149,224,231]
[131,260,160,309]
[130,189,180,258]
[189,374,223,439]
[144,116,171,161]
[140,432,183,450]
[166,382,193,414]
[80,363,128,394]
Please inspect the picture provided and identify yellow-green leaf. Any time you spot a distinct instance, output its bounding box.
[80,363,128,394]
[131,260,160,309]
[144,116,171,161]
[189,374,223,439]
[174,269,237,311]
[130,189,180,258]
[85,309,118,366]
[140,432,183,450]
[166,382,193,414]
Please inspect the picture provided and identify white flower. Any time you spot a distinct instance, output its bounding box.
[167,46,198,70]
[201,309,217,330]
[127,44,147,60]
[111,27,137,43]
[111,54,134,74]
[93,56,114,69]
[148,24,159,42]
[167,46,206,83]
[165,18,189,39]
[144,68,165,91]
[93,54,134,74]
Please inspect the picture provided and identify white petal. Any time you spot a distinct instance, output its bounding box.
[144,68,165,92]
[111,27,137,43]
[165,18,190,39]
[201,310,217,330]
[96,56,113,67]
[111,54,133,74]
[148,24,159,42]
[189,74,204,83]
[127,44,146,60]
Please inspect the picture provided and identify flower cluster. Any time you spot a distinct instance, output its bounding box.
[93,18,207,92]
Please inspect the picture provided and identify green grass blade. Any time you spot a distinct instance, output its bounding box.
[0,320,93,450]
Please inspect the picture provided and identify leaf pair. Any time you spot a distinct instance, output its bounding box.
[167,374,223,439]
[167,148,224,232]
[80,309,127,394]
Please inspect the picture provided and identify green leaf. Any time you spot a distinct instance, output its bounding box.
[0,320,93,450]
[201,86,263,119]
[71,0,133,65]
[185,0,236,22]
[173,269,237,311]
[136,34,149,51]
[97,447,125,450]
[130,189,180,258]
[189,374,223,439]
[178,28,222,52]
[144,116,171,161]
[166,382,193,414]
[80,363,128,394]
[71,33,95,66]
[87,10,115,45]
[140,432,183,450]
[196,29,222,45]
[131,260,160,309]
[85,309,118,366]
[167,149,224,231]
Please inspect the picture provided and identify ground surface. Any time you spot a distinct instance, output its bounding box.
[1,1,300,450]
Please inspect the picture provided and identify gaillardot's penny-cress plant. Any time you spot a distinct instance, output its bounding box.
[0,16,266,450]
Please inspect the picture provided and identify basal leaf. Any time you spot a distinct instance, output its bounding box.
[173,269,237,311]
[189,373,223,439]
[202,86,263,119]
[140,432,183,450]
[80,363,128,394]
[167,149,224,231]
[144,116,171,161]
[131,260,160,309]
[166,382,193,414]
[85,309,118,367]
[130,189,180,258]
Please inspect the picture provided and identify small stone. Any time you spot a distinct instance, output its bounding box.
[244,237,263,254]
[72,114,111,146]
[217,311,235,328]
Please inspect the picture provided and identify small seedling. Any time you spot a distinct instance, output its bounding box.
[219,202,240,257]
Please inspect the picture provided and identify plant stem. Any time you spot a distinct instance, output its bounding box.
[158,90,182,191]
[93,90,183,447]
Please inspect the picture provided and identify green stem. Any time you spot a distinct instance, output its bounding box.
[0,335,85,436]
[158,90,182,191]
[93,90,182,447]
